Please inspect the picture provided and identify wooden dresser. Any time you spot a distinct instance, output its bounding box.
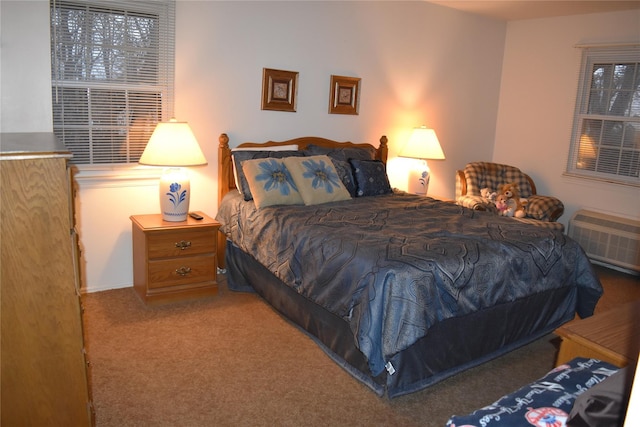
[1,133,93,425]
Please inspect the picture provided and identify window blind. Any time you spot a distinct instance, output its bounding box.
[51,0,175,165]
[567,44,640,186]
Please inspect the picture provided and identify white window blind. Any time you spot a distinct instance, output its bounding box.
[567,44,640,187]
[51,0,175,165]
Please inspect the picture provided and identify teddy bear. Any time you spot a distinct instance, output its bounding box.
[494,193,514,217]
[480,187,497,204]
[497,183,526,218]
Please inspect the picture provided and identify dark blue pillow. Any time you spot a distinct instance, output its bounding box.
[303,144,375,162]
[330,159,357,197]
[349,159,392,197]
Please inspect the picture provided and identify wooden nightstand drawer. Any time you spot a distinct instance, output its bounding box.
[131,212,220,305]
[147,229,216,259]
[147,254,217,289]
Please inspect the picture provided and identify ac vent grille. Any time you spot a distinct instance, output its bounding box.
[573,213,640,235]
[568,210,640,274]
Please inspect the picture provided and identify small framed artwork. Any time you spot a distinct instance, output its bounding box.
[329,75,361,115]
[261,68,299,112]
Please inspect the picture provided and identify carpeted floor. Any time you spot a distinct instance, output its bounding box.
[82,264,639,427]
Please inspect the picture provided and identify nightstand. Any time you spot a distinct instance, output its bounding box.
[130,212,219,305]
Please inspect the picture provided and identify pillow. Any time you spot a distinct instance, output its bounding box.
[232,148,303,201]
[525,195,565,221]
[349,159,392,197]
[329,158,357,197]
[283,155,351,205]
[303,144,376,162]
[241,158,303,208]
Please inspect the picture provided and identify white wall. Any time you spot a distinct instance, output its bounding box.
[174,1,506,198]
[494,10,640,227]
[0,1,53,132]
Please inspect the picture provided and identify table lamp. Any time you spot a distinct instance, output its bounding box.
[399,125,445,195]
[139,118,207,221]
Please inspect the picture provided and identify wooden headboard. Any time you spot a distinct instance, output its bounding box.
[217,133,388,204]
[216,133,388,268]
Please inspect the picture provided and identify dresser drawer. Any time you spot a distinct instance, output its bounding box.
[147,229,216,259]
[147,254,216,289]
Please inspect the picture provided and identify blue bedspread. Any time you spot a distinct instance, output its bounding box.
[217,190,602,376]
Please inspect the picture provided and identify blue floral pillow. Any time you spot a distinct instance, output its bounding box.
[232,150,304,201]
[299,144,374,196]
[349,159,392,197]
[241,158,304,208]
[284,155,351,205]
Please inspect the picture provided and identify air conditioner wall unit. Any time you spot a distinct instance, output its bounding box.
[568,209,640,275]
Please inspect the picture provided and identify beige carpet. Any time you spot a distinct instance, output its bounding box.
[82,265,639,427]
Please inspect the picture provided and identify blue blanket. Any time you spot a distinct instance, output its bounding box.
[446,358,619,427]
[217,190,603,376]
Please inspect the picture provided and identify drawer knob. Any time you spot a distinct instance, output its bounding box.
[175,240,191,250]
[176,266,192,276]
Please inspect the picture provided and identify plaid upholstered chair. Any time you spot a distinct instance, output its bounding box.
[455,162,565,230]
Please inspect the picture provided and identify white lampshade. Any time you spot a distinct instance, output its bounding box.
[139,119,207,222]
[399,126,445,160]
[139,119,207,166]
[399,126,445,195]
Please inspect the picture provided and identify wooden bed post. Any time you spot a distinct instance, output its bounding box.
[378,135,388,163]
[217,133,230,269]
[218,133,231,202]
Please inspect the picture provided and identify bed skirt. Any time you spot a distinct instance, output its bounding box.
[225,240,577,398]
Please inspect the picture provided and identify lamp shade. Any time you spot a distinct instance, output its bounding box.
[400,126,445,160]
[139,119,207,166]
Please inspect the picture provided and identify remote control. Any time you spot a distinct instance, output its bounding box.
[189,212,203,220]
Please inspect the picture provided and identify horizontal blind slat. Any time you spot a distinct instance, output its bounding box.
[567,45,640,186]
[51,0,174,165]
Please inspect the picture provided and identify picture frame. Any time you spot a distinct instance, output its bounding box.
[329,75,361,115]
[261,68,298,112]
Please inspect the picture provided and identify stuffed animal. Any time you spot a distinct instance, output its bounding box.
[498,183,526,218]
[480,187,497,204]
[494,194,514,217]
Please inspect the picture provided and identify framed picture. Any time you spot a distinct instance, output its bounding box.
[261,68,298,112]
[329,75,360,115]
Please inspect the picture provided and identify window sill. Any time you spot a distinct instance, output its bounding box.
[562,172,640,188]
[71,164,162,188]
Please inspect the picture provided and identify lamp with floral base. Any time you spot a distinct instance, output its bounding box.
[139,119,207,221]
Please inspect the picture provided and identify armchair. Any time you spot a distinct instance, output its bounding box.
[455,162,565,230]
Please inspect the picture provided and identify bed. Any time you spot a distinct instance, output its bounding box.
[215,133,603,398]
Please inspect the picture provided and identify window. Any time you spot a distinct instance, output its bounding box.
[50,0,175,165]
[567,45,640,186]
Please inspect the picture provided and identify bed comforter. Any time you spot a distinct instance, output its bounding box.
[216,190,602,378]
